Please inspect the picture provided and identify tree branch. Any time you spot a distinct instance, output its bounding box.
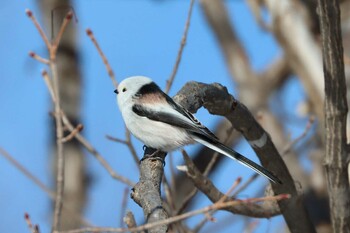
[317,0,350,232]
[131,148,168,233]
[181,151,281,217]
[174,81,316,233]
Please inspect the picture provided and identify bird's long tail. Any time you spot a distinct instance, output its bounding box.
[193,136,282,184]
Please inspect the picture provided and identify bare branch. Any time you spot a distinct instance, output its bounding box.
[181,151,281,218]
[86,28,118,88]
[58,194,289,233]
[106,131,140,170]
[131,148,168,233]
[25,9,51,50]
[123,211,138,230]
[318,0,350,231]
[27,9,73,230]
[174,127,234,215]
[52,11,73,53]
[119,187,130,227]
[29,51,50,64]
[0,147,54,198]
[60,112,135,187]
[165,0,195,94]
[173,81,316,232]
[50,35,64,233]
[24,213,40,233]
[61,124,83,143]
[281,116,315,156]
[0,147,92,226]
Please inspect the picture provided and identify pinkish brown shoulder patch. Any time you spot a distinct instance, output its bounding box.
[138,92,167,104]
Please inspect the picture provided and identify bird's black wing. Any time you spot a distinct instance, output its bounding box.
[160,92,219,140]
[134,81,217,140]
[133,104,281,184]
[132,84,282,184]
[132,104,216,140]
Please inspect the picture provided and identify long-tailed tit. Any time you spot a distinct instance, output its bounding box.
[115,76,281,184]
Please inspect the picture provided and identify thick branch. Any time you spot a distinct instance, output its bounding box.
[182,152,281,217]
[174,82,316,233]
[131,148,168,233]
[317,0,350,232]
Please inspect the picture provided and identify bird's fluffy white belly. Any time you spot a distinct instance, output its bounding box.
[124,110,194,152]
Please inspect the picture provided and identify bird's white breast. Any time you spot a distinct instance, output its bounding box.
[121,104,194,152]
[116,87,195,152]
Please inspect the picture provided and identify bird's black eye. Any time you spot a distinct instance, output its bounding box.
[114,89,119,94]
[122,87,127,92]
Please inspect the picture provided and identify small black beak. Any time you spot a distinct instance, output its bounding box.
[114,89,119,94]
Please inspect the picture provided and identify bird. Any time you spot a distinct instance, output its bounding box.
[115,76,281,184]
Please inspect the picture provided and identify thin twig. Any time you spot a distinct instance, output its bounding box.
[29,51,50,64]
[124,130,140,169]
[168,153,177,192]
[175,127,234,215]
[0,147,92,226]
[123,211,138,230]
[28,9,75,230]
[61,124,83,143]
[218,177,242,203]
[61,112,135,187]
[165,0,195,94]
[163,175,176,214]
[106,132,140,170]
[281,116,314,156]
[0,147,54,197]
[58,194,290,233]
[41,70,56,102]
[203,127,234,177]
[86,28,118,88]
[25,213,40,233]
[232,174,259,197]
[192,177,242,232]
[119,187,130,227]
[106,135,127,144]
[52,11,73,53]
[25,9,51,50]
[50,11,73,62]
[50,52,64,232]
[43,67,133,186]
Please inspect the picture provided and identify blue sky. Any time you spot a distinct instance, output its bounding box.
[0,1,307,232]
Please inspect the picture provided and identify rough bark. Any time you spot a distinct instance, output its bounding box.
[131,148,168,233]
[317,0,350,232]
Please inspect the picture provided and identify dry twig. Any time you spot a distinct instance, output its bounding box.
[60,112,135,187]
[41,54,134,187]
[58,194,289,233]
[24,213,40,233]
[106,131,140,170]
[165,0,195,93]
[0,148,92,226]
[86,28,118,88]
[26,9,73,231]
[281,116,315,156]
[123,211,138,230]
[175,127,234,215]
[119,187,130,227]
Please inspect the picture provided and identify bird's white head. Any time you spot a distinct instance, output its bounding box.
[115,76,153,107]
